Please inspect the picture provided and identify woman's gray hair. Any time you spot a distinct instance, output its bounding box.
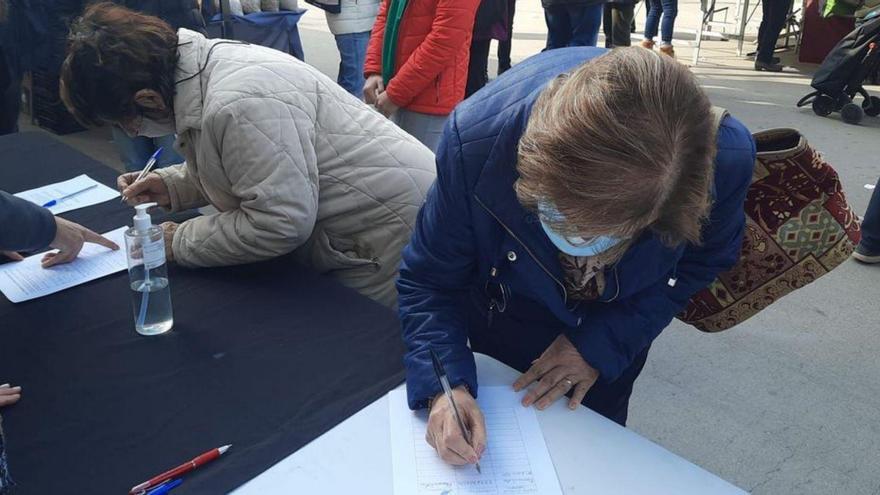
[516,47,717,247]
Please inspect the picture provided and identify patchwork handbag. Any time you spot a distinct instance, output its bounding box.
[678,122,861,332]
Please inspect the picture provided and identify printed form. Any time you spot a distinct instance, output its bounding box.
[15,174,119,214]
[0,227,128,303]
[390,386,563,495]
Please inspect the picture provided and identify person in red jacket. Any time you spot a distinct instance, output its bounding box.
[363,0,480,152]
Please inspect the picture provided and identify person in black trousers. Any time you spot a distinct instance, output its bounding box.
[0,45,17,136]
[754,0,792,71]
[0,0,20,136]
[466,0,511,97]
[854,179,880,264]
[497,0,516,74]
[603,0,638,47]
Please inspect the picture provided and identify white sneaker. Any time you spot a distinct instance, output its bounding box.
[852,244,880,264]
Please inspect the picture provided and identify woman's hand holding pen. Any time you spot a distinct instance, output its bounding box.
[426,386,487,467]
[117,172,170,207]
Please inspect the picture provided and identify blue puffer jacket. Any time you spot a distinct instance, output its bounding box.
[398,47,756,410]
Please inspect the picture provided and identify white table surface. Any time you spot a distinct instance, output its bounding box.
[234,353,747,494]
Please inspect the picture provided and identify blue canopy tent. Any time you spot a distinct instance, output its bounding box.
[204,2,306,61]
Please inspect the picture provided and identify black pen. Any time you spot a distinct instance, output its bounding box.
[429,348,482,473]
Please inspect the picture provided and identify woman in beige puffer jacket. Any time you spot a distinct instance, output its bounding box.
[61,4,436,308]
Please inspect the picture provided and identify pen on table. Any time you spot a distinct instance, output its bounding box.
[129,444,230,494]
[41,184,98,208]
[429,348,482,474]
[145,478,182,495]
[120,147,164,204]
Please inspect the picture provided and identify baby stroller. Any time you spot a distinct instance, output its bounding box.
[797,16,880,124]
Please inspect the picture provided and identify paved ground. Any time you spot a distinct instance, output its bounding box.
[19,2,879,493]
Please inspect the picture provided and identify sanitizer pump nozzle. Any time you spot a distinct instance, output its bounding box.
[132,202,157,232]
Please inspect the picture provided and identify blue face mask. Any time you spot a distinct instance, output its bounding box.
[538,204,622,257]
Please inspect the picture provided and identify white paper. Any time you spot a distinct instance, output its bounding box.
[14,174,120,215]
[0,227,128,303]
[390,386,563,495]
[866,184,876,191]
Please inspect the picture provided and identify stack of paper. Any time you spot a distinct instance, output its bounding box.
[15,174,120,214]
[390,386,563,495]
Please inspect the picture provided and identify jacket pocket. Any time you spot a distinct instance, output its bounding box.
[318,229,380,272]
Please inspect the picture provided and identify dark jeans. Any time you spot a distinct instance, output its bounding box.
[497,0,517,74]
[603,3,635,47]
[467,291,651,426]
[756,0,792,63]
[861,178,880,253]
[466,39,493,98]
[544,2,604,50]
[644,0,678,44]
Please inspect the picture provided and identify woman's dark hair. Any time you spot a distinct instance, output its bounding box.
[60,2,179,127]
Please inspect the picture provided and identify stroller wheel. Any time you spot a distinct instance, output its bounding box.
[863,96,880,117]
[812,95,835,116]
[841,103,864,124]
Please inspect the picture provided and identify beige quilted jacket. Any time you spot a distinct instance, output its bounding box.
[155,29,436,306]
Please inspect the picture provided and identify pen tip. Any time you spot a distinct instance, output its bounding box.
[476,462,482,474]
[219,444,232,454]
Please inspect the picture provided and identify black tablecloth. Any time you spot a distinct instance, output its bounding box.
[0,132,406,493]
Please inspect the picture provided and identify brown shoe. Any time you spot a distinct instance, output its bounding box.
[640,39,655,50]
[659,45,675,57]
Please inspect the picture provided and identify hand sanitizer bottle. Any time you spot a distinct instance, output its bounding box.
[125,203,173,336]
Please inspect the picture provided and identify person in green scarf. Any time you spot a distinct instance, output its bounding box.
[363,0,481,152]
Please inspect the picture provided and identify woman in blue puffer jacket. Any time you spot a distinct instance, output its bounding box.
[397,47,756,468]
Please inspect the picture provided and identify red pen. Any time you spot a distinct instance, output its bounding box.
[129,444,232,494]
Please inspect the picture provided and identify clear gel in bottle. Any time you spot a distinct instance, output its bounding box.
[125,202,173,336]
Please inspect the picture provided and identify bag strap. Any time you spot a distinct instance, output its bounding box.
[711,106,729,131]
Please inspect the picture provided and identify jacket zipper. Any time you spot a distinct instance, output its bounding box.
[435,73,441,104]
[487,267,497,328]
[476,195,625,308]
[474,195,570,307]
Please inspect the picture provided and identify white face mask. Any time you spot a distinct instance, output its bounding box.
[137,115,176,138]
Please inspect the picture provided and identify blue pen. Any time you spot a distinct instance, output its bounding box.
[145,478,182,495]
[121,147,164,203]
[41,184,99,208]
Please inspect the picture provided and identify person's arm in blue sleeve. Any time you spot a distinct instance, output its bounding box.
[568,118,756,382]
[397,114,479,410]
[0,190,57,252]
